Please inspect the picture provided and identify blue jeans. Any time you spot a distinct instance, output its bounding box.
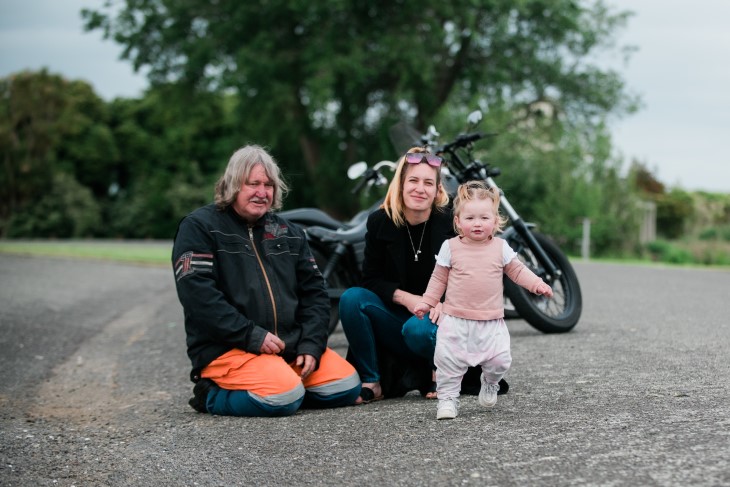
[206,385,361,417]
[207,387,304,417]
[339,287,437,383]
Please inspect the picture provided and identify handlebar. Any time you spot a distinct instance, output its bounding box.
[350,160,396,194]
[437,132,498,153]
[350,169,373,194]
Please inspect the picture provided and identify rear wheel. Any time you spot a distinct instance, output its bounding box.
[504,232,582,333]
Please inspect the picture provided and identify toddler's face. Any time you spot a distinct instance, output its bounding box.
[456,198,496,242]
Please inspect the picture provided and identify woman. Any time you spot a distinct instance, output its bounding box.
[339,147,453,403]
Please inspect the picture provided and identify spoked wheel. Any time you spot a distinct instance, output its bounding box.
[504,232,582,333]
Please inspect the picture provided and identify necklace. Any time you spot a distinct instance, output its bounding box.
[405,220,427,262]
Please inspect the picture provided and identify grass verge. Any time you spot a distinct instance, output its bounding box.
[2,240,728,271]
[0,240,171,267]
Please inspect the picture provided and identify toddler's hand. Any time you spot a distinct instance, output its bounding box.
[536,282,553,298]
[430,302,443,324]
[413,302,431,319]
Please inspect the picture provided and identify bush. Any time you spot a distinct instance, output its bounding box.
[105,172,211,238]
[698,227,719,240]
[687,241,730,266]
[645,240,693,264]
[5,172,101,238]
[645,239,730,266]
[655,190,694,239]
[698,225,730,242]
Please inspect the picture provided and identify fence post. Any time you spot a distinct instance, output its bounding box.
[640,201,657,244]
[581,218,591,260]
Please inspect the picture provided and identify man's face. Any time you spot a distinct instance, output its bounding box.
[232,164,274,223]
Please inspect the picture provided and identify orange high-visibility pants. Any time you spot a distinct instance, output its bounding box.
[201,347,360,407]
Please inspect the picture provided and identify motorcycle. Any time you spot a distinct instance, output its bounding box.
[282,111,582,334]
[417,111,582,333]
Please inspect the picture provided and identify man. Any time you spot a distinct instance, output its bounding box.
[173,145,361,416]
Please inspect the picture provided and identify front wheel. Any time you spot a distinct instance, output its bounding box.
[504,232,582,333]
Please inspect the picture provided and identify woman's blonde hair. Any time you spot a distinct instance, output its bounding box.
[381,146,449,227]
[452,180,507,236]
[214,145,289,210]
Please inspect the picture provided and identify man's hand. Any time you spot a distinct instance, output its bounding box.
[260,332,285,355]
[295,354,316,379]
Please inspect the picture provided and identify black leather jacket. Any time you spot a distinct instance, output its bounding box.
[172,204,329,381]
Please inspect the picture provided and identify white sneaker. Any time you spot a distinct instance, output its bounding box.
[436,398,459,420]
[479,377,499,408]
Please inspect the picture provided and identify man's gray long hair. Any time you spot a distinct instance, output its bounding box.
[214,145,289,211]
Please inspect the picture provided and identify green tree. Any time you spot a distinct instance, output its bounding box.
[1,70,69,219]
[101,85,234,238]
[0,70,114,236]
[631,160,665,195]
[83,0,636,216]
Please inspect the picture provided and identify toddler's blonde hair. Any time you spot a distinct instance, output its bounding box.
[452,181,507,236]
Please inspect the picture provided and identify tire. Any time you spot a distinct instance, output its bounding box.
[310,247,349,336]
[503,297,520,320]
[503,231,582,333]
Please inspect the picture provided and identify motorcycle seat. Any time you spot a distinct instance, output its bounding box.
[306,220,367,244]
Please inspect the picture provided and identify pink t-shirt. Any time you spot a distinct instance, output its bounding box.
[421,235,544,321]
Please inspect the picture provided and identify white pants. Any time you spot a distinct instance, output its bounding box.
[434,314,512,400]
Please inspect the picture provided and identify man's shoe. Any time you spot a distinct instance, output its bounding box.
[188,379,215,413]
[478,376,499,408]
[436,398,459,420]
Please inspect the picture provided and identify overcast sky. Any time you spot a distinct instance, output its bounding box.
[1,0,729,193]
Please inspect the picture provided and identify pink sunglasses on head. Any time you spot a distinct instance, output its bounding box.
[404,153,443,167]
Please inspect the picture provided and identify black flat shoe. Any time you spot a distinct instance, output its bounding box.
[358,386,384,404]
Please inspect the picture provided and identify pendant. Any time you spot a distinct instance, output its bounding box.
[415,250,421,262]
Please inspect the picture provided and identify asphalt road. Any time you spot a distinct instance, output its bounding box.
[0,253,728,486]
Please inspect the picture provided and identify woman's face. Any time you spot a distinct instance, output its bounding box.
[401,163,439,212]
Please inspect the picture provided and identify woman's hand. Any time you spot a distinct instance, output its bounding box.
[260,332,285,355]
[393,289,422,313]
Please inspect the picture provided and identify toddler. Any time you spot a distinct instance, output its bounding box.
[414,181,553,419]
